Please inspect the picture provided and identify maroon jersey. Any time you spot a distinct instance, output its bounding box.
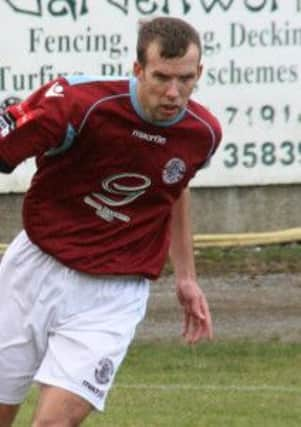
[0,76,222,278]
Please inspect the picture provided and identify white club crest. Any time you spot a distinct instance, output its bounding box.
[162,158,186,184]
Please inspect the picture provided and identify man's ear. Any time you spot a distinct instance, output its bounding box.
[197,64,203,79]
[133,61,142,78]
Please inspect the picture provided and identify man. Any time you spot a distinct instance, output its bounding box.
[0,16,222,426]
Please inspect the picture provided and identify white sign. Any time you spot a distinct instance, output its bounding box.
[0,0,300,192]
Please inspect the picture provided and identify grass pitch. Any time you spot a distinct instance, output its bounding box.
[14,340,301,427]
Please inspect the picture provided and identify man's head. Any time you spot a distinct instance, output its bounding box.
[134,17,202,122]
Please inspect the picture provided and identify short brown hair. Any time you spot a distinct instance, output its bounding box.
[137,17,202,67]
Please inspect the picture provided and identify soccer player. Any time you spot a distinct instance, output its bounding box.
[0,17,222,426]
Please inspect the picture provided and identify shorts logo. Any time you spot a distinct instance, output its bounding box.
[95,358,114,385]
[162,158,186,184]
[82,380,105,399]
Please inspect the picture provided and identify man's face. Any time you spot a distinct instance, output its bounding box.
[134,41,202,122]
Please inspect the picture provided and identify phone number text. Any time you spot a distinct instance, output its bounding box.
[223,141,301,168]
[225,105,301,126]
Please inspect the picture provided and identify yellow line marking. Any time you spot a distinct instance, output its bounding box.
[1,227,301,255]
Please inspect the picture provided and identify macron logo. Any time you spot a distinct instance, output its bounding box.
[45,82,64,98]
[132,129,167,145]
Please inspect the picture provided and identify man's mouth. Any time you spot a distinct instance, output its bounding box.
[160,105,180,116]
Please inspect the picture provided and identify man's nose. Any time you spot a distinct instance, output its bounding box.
[165,80,180,99]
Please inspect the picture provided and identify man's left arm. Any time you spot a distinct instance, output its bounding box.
[169,187,213,344]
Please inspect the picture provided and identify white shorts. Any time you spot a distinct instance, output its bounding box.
[0,231,149,411]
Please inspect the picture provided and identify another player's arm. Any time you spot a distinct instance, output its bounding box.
[169,187,213,344]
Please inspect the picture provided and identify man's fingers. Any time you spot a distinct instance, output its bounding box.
[183,307,213,343]
[197,294,214,340]
[182,300,203,336]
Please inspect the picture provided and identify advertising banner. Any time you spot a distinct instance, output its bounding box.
[0,0,300,191]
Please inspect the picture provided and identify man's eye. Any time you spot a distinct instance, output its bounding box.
[180,76,193,83]
[155,75,169,82]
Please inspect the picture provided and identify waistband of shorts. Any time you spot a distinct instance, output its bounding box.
[19,231,147,282]
[94,274,145,281]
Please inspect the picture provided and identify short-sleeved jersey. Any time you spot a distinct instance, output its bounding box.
[0,76,222,279]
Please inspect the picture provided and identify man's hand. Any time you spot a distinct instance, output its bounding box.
[176,279,213,344]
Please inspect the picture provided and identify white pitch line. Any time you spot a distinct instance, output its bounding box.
[116,384,301,393]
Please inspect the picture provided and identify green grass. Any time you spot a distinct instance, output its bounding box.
[201,244,301,274]
[162,244,301,276]
[14,341,301,427]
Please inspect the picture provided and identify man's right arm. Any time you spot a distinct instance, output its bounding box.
[0,78,72,174]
